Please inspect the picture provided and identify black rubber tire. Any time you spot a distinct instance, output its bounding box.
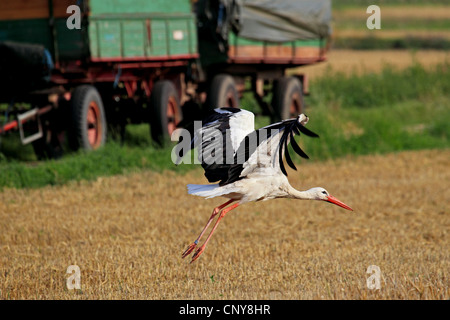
[68,85,107,151]
[271,76,304,121]
[149,80,182,145]
[206,74,240,109]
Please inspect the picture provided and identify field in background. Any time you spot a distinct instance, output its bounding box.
[1,60,449,189]
[294,49,449,79]
[0,149,448,299]
[332,0,449,9]
[332,3,450,50]
[1,1,450,189]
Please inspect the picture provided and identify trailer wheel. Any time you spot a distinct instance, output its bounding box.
[272,77,304,121]
[69,85,107,151]
[150,80,182,145]
[206,74,240,109]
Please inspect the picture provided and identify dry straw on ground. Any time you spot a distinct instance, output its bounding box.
[293,49,450,80]
[0,149,448,299]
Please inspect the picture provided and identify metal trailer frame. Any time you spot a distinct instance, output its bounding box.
[0,0,330,159]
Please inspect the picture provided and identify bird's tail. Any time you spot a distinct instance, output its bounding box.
[187,184,222,199]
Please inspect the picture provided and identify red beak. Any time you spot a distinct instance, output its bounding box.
[326,195,353,211]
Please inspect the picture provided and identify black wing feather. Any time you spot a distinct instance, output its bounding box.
[178,110,320,185]
[231,116,319,179]
[275,118,319,176]
[296,122,319,138]
[289,130,310,159]
[284,131,297,172]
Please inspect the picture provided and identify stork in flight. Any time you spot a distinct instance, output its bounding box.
[176,107,353,263]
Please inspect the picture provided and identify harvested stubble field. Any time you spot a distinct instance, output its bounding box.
[334,6,450,31]
[0,149,448,299]
[294,49,450,79]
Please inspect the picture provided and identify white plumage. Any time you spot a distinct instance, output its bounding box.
[178,107,353,263]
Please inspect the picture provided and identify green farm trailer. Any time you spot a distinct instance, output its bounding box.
[0,0,331,159]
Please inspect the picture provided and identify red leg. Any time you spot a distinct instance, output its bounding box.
[190,202,240,263]
[181,199,235,259]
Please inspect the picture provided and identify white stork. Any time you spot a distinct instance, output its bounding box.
[176,107,353,263]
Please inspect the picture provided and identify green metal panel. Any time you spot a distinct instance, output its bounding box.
[0,19,52,50]
[89,0,191,15]
[55,19,86,60]
[94,20,122,58]
[168,20,190,55]
[189,19,197,54]
[0,18,86,61]
[87,0,197,59]
[88,21,99,58]
[0,1,198,62]
[150,20,167,56]
[123,20,145,57]
[88,14,197,60]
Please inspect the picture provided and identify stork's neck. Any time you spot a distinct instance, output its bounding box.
[287,187,317,200]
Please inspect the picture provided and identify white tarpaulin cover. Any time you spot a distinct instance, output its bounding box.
[238,0,332,42]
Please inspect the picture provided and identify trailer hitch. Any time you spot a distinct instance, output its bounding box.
[17,108,43,145]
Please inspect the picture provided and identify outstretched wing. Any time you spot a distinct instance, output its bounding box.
[233,114,319,180]
[176,110,319,186]
[175,107,255,183]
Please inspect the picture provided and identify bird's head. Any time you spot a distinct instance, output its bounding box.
[308,187,353,211]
